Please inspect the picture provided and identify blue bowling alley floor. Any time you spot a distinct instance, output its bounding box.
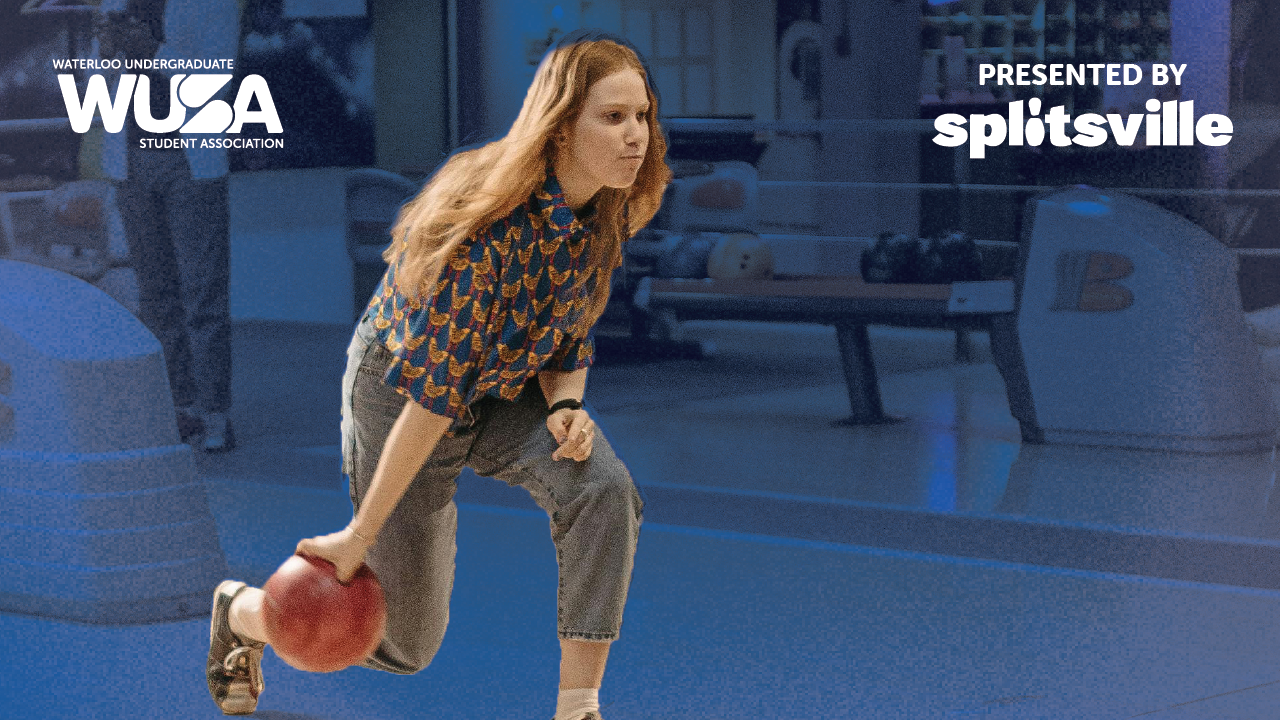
[4,319,1280,719]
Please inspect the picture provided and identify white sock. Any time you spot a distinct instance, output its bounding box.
[227,587,268,644]
[555,688,600,720]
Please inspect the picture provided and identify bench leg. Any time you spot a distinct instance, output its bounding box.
[987,313,1043,443]
[834,322,887,424]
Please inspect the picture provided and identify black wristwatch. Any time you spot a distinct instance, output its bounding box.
[548,398,584,414]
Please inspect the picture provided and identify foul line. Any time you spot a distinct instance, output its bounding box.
[1129,679,1280,717]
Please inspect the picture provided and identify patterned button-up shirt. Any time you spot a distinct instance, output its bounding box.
[364,171,611,421]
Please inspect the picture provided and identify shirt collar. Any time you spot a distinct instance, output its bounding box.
[533,167,594,235]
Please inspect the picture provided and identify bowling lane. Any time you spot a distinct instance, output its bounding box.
[605,365,1280,539]
[6,462,1279,718]
[152,482,1280,717]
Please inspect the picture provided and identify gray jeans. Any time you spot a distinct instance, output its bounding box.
[341,319,644,675]
[116,149,231,414]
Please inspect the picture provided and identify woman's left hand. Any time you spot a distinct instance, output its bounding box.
[548,407,595,461]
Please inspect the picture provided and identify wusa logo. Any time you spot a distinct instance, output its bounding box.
[57,72,281,143]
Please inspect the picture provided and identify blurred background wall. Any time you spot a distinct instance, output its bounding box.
[2,0,1278,323]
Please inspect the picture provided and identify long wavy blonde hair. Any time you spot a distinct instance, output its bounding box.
[386,36,670,335]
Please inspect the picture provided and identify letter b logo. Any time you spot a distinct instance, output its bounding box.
[1050,251,1134,312]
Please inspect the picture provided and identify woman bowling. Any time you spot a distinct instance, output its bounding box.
[205,32,669,720]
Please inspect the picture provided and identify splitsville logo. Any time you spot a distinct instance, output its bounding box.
[56,70,282,140]
[932,63,1233,159]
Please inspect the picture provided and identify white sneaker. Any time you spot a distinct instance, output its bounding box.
[207,581,265,714]
[201,412,236,453]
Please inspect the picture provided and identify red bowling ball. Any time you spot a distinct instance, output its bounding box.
[262,554,386,673]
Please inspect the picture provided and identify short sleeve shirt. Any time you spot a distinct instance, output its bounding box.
[363,170,613,423]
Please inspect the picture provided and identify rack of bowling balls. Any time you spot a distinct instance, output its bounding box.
[860,231,1004,285]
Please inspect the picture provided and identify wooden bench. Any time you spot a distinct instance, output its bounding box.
[633,275,1024,427]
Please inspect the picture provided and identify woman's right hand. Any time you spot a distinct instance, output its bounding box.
[295,526,376,583]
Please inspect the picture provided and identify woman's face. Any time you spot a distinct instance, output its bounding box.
[555,69,650,206]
